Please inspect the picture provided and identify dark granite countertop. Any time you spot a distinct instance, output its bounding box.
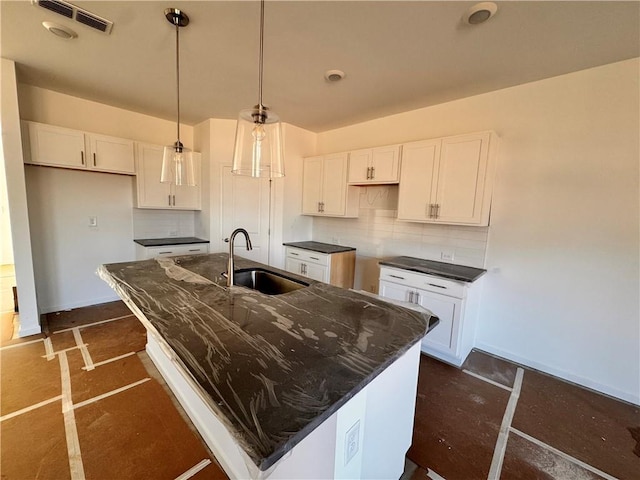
[134,237,210,247]
[98,253,435,471]
[379,256,487,282]
[283,241,356,254]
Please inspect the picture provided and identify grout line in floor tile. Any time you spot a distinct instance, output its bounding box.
[462,369,513,392]
[59,350,86,480]
[73,378,151,410]
[0,395,63,422]
[175,458,213,480]
[0,337,44,350]
[487,367,524,480]
[52,314,134,334]
[509,427,619,480]
[72,328,94,371]
[82,351,136,370]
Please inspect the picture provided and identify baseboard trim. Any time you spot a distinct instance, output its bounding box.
[39,294,121,315]
[474,341,640,406]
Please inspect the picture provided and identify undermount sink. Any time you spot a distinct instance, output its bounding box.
[232,268,309,295]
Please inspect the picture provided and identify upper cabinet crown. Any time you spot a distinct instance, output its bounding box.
[398,131,498,226]
[135,143,201,210]
[302,153,359,217]
[22,121,135,175]
[348,145,401,184]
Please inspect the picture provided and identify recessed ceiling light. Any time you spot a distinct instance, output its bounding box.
[325,70,345,82]
[42,21,77,39]
[463,2,498,25]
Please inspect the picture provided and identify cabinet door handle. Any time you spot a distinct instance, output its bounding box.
[93,153,97,167]
[428,283,447,289]
[317,202,321,212]
[168,195,171,206]
[408,291,414,303]
[435,204,440,218]
[366,167,371,179]
[414,292,420,304]
[81,151,85,165]
[389,274,406,280]
[371,166,375,179]
[173,195,176,206]
[320,202,325,213]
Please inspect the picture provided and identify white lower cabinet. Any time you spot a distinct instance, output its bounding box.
[379,266,482,366]
[135,243,209,260]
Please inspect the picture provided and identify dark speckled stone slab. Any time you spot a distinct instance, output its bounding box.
[134,237,210,247]
[380,256,487,282]
[98,253,435,471]
[283,241,356,254]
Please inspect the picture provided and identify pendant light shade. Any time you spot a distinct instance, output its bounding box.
[161,8,195,186]
[232,0,284,178]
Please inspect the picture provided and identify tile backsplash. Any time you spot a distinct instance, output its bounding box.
[133,209,196,239]
[311,186,489,291]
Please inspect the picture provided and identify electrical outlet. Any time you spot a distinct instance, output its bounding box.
[88,216,98,227]
[345,420,360,465]
[441,251,454,262]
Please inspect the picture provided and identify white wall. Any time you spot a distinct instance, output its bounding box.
[1,59,40,335]
[316,59,640,404]
[18,85,195,313]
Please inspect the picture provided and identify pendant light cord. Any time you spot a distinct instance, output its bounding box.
[175,21,181,145]
[258,0,264,108]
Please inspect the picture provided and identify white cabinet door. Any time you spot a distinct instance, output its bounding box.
[397,139,441,221]
[347,149,371,183]
[173,153,201,210]
[435,132,490,225]
[378,280,412,303]
[26,122,86,168]
[135,143,172,208]
[321,153,349,216]
[415,289,460,356]
[302,156,323,214]
[305,262,328,282]
[285,258,305,276]
[370,145,401,183]
[88,133,135,174]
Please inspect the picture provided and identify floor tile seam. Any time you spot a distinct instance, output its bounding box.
[487,367,525,480]
[73,377,152,410]
[175,458,213,480]
[509,427,620,480]
[462,369,513,392]
[0,395,63,422]
[51,314,135,334]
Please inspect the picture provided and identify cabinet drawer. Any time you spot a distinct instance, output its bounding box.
[144,243,209,259]
[285,247,329,267]
[379,267,465,298]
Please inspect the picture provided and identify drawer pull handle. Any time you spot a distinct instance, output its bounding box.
[290,252,299,256]
[188,249,200,252]
[428,283,447,289]
[159,251,172,254]
[389,274,405,280]
[310,256,319,260]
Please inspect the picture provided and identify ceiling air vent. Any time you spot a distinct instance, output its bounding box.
[33,0,113,34]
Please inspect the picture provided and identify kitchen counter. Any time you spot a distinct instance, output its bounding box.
[98,253,435,474]
[282,241,355,254]
[379,256,487,282]
[133,236,209,247]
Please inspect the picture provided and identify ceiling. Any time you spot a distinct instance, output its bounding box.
[2,1,639,133]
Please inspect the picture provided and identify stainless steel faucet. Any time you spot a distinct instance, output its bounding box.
[226,228,253,287]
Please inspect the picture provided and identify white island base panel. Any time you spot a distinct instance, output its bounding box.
[146,333,421,479]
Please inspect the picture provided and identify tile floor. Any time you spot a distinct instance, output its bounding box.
[1,300,639,479]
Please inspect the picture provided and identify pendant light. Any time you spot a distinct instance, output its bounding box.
[161,8,195,186]
[232,0,284,178]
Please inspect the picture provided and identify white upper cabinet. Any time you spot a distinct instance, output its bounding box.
[302,153,359,217]
[397,131,497,226]
[135,143,201,210]
[23,121,135,175]
[348,145,401,184]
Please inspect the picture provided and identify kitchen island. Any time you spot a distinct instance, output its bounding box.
[98,253,436,479]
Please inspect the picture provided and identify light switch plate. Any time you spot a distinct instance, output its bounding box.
[88,216,98,227]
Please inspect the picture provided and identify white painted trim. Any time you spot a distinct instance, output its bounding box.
[487,367,524,480]
[17,324,42,337]
[509,427,619,480]
[475,342,640,406]
[174,459,212,480]
[0,395,62,422]
[40,294,122,315]
[462,369,513,392]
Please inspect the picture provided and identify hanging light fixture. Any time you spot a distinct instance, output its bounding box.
[161,8,195,186]
[232,0,284,178]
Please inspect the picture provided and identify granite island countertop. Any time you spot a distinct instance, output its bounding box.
[98,253,436,471]
[380,256,487,282]
[283,241,356,254]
